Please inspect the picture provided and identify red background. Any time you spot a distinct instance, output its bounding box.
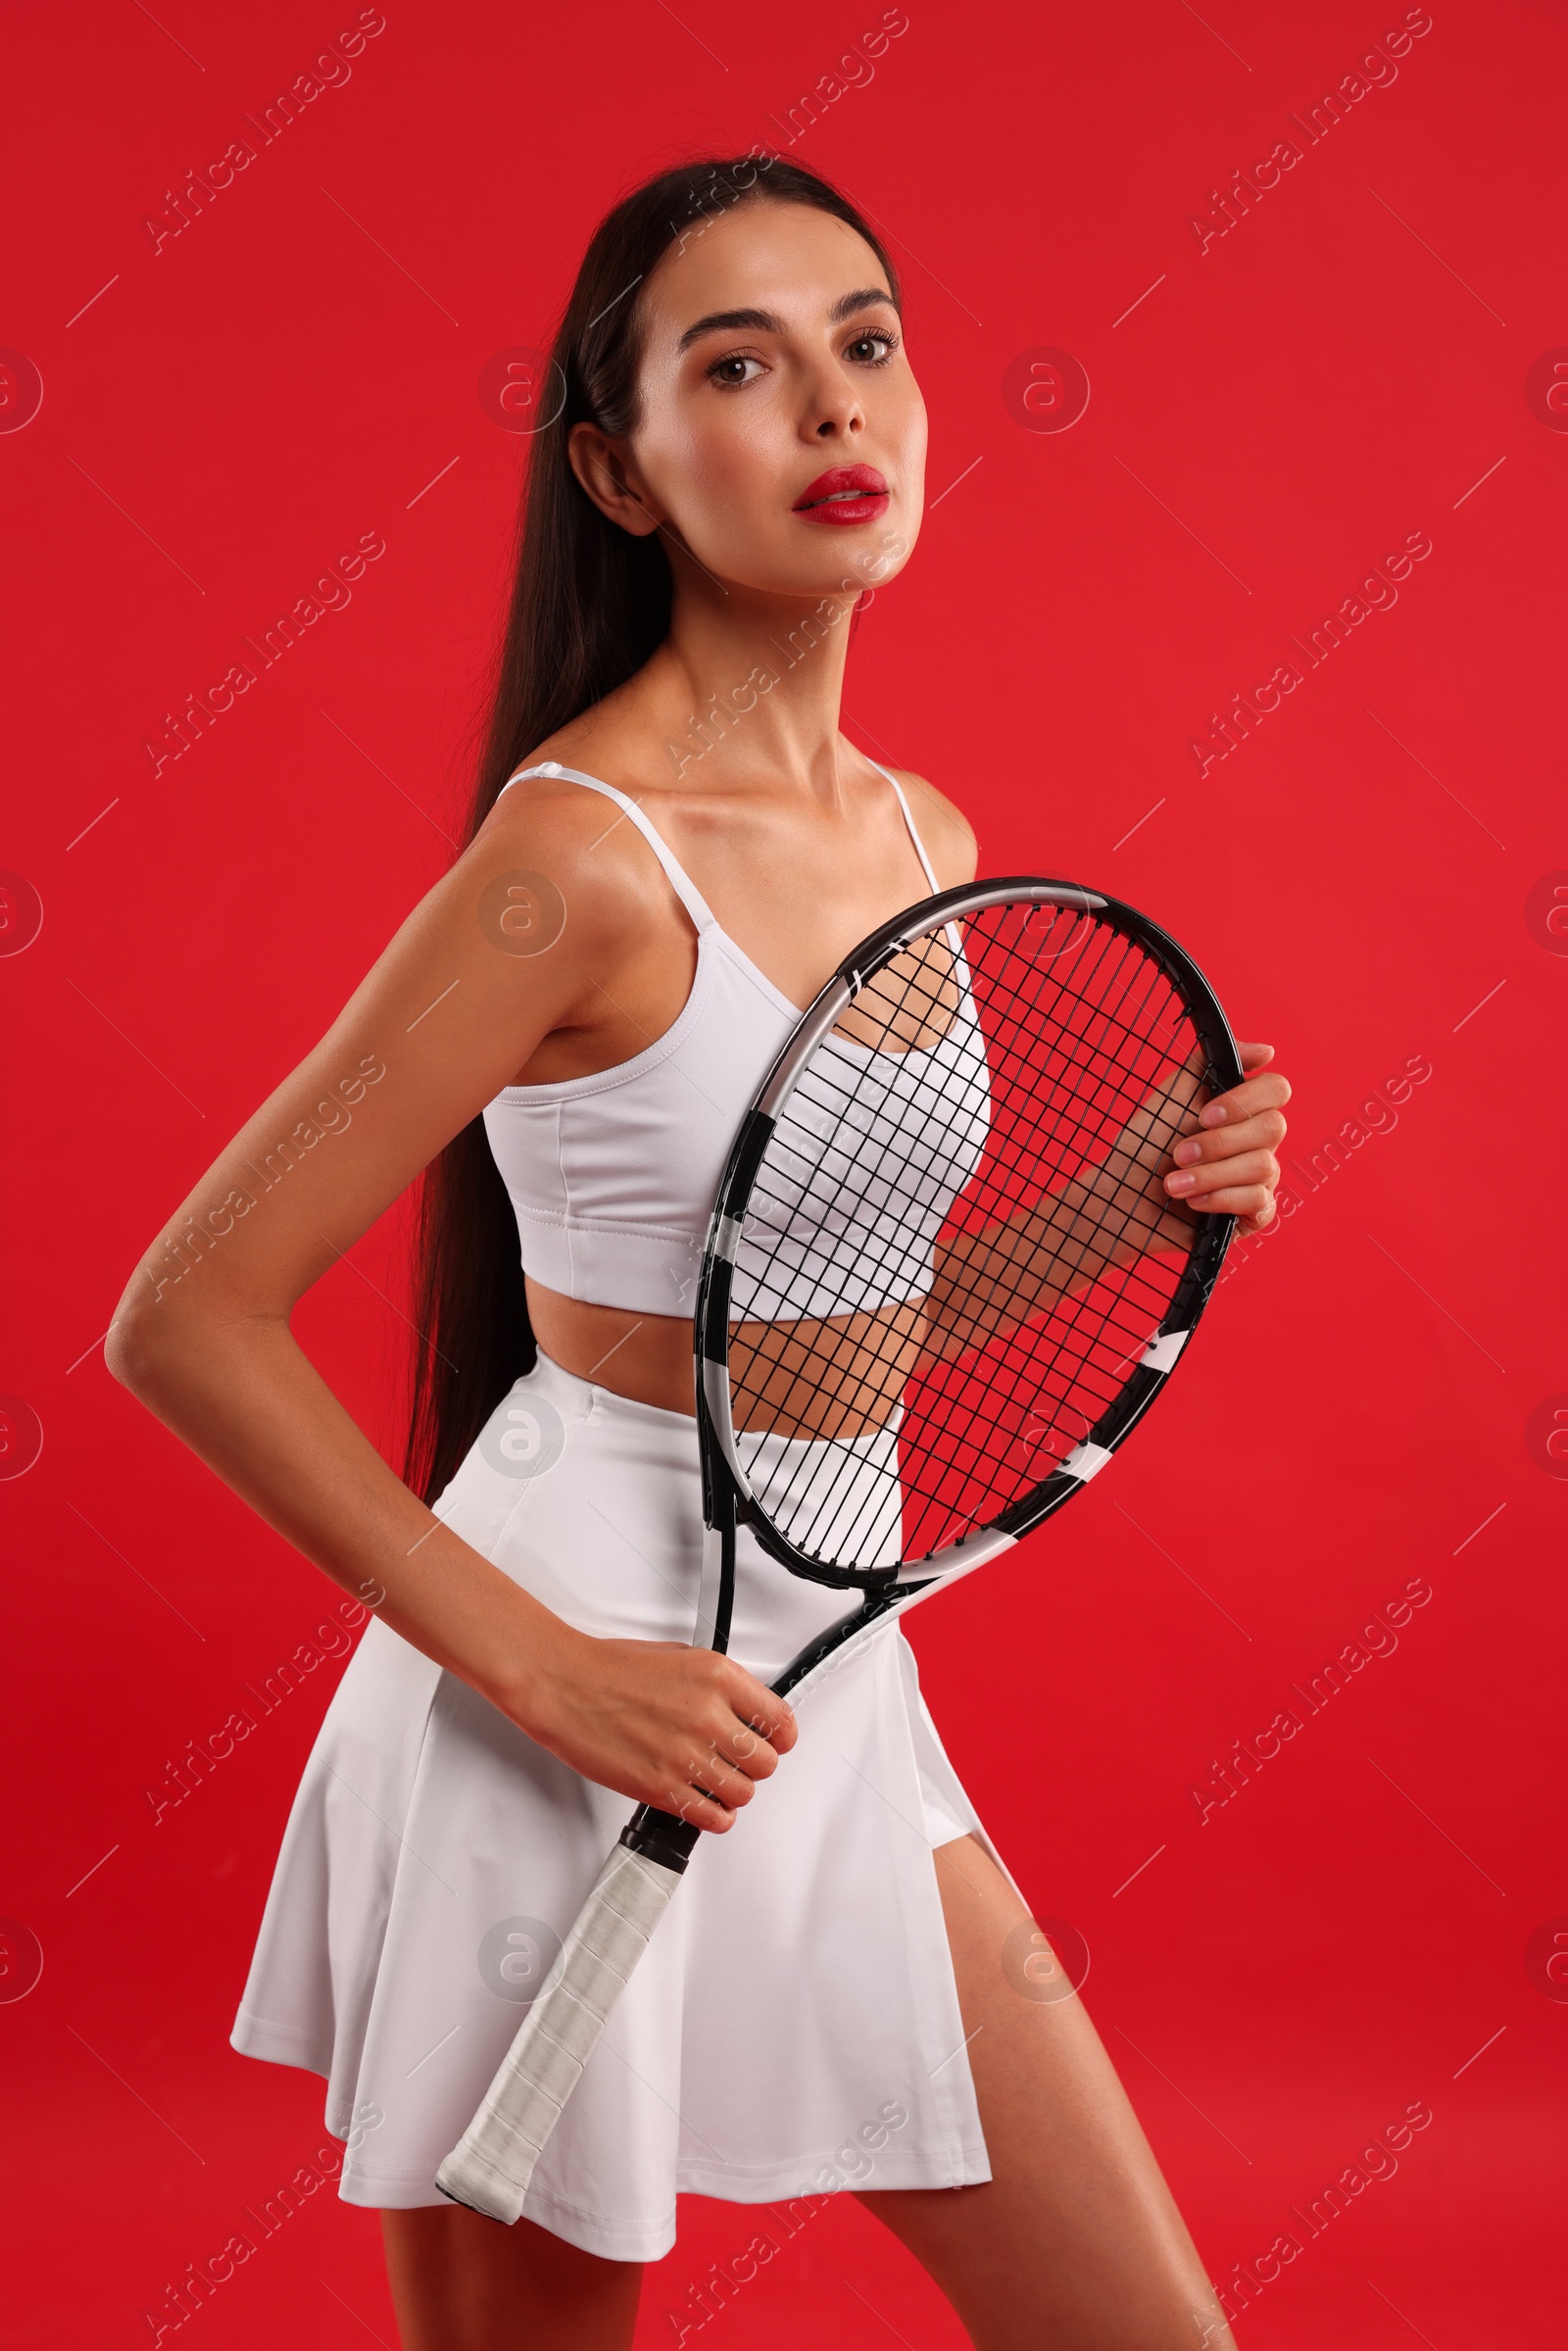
[3,2,1564,2342]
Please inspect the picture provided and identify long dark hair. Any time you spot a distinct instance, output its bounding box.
[402,152,903,1506]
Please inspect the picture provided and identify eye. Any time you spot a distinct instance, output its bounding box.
[707,350,766,389]
[845,329,899,367]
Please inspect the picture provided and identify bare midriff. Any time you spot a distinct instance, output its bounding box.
[524,1282,927,1439]
[525,1284,701,1416]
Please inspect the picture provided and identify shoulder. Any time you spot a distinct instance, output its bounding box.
[475,758,616,854]
[461,756,668,958]
[880,767,978,888]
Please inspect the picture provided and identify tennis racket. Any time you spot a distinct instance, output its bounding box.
[437,874,1243,2223]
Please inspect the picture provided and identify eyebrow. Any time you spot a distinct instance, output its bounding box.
[675,285,901,354]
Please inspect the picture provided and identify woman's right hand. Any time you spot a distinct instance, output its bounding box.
[512,1631,799,1834]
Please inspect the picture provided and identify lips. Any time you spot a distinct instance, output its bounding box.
[792,464,889,523]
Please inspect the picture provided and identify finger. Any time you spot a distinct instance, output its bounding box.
[671,1749,756,1819]
[717,1716,780,1781]
[1196,1071,1291,1129]
[665,1780,741,1833]
[1200,1072,1291,1123]
[686,1744,760,1809]
[1165,1149,1278,1202]
[1180,1180,1278,1220]
[1170,1108,1287,1168]
[719,1666,797,1753]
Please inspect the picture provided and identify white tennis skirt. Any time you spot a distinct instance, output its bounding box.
[229,1349,1013,2261]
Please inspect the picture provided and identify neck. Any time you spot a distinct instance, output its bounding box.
[615,557,878,800]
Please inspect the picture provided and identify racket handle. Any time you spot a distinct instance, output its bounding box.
[435,1808,699,2224]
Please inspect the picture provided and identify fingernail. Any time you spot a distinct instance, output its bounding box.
[1200,1102,1228,1126]
[1166,1172,1196,1193]
[1173,1139,1200,1165]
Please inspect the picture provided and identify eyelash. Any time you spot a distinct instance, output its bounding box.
[705,328,901,388]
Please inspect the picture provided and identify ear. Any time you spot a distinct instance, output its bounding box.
[567,422,663,540]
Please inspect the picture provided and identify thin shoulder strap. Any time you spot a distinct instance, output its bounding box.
[498,761,716,932]
[867,759,941,894]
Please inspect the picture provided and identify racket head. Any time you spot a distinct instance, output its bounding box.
[695,878,1245,1593]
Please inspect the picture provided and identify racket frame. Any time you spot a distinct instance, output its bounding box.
[695,876,1243,1605]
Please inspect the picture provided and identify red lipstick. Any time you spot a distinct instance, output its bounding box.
[792,464,889,525]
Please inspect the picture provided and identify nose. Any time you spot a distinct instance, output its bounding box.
[807,373,865,442]
[814,401,863,439]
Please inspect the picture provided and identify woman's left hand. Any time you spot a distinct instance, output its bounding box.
[1162,1042,1290,1238]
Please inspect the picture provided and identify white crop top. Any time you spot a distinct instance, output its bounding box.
[481,759,980,1319]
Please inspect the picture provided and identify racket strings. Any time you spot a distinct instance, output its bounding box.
[735,956,1188,1560]
[726,903,1208,1568]
[887,918,1205,1544]
[797,923,1195,1326]
[780,945,1189,1476]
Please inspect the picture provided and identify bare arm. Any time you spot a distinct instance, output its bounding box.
[924,1046,1288,1359]
[106,781,794,1830]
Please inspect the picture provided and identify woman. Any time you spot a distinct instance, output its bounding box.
[109,155,1288,2350]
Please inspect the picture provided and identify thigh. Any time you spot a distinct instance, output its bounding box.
[380,2205,642,2351]
[857,1837,1234,2351]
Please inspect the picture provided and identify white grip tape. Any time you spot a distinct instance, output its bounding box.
[1061,1441,1113,1482]
[436,1842,682,2224]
